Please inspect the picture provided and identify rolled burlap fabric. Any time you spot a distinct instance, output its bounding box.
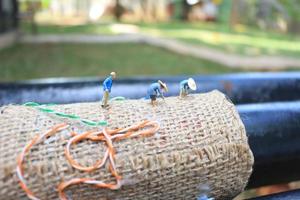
[0,90,253,200]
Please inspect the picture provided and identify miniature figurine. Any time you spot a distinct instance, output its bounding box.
[179,78,197,98]
[147,80,168,106]
[101,72,116,108]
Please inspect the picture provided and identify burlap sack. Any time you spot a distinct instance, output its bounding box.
[0,90,253,200]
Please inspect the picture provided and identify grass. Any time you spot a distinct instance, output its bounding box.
[21,22,115,35]
[137,22,300,57]
[21,21,300,57]
[0,43,241,82]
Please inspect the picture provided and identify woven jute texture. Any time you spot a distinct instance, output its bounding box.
[0,90,253,200]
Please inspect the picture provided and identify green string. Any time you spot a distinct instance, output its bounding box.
[24,102,108,127]
[23,96,126,127]
[110,96,126,101]
[38,107,55,113]
[23,102,41,107]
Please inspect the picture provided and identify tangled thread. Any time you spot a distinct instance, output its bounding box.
[16,120,159,200]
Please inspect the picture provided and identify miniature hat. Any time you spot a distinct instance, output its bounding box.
[187,78,197,91]
[110,72,116,76]
[158,80,168,92]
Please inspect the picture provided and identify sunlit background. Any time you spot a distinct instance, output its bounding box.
[1,0,300,198]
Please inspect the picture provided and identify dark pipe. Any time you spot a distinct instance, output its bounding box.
[249,189,300,200]
[238,102,300,188]
[1,72,300,105]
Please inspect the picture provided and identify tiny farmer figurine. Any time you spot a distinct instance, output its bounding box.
[147,80,168,106]
[101,72,116,108]
[179,78,197,98]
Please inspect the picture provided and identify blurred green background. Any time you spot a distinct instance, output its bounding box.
[1,0,300,82]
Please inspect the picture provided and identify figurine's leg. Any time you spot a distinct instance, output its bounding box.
[180,89,187,98]
[179,89,184,98]
[151,99,155,106]
[184,90,188,97]
[150,95,156,106]
[101,91,109,107]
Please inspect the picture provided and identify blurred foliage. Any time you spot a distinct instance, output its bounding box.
[19,0,300,34]
[279,0,300,21]
[217,0,300,33]
[19,0,42,12]
[41,0,50,8]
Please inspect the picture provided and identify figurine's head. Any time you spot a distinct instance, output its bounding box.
[158,80,168,92]
[110,72,116,80]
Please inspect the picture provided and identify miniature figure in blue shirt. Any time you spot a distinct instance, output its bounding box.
[147,80,168,106]
[101,72,116,108]
[179,78,197,98]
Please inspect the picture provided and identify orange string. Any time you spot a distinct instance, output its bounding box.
[16,120,159,200]
[59,120,159,200]
[16,123,69,200]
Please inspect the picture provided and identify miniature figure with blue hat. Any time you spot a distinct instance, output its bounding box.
[147,80,168,106]
[101,72,116,108]
[179,78,197,98]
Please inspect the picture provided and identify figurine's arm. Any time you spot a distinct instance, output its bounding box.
[184,84,189,91]
[184,83,188,89]
[156,88,165,99]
